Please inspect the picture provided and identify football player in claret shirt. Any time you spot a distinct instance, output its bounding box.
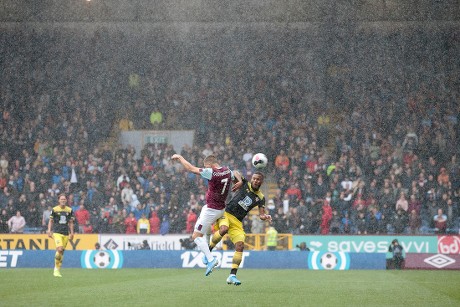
[172,154,242,276]
[47,193,75,277]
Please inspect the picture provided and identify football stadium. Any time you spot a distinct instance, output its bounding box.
[1,1,459,306]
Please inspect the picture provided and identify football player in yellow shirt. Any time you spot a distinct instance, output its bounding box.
[47,194,75,277]
[207,172,272,285]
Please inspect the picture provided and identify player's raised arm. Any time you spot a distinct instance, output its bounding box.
[171,154,201,174]
[232,170,243,191]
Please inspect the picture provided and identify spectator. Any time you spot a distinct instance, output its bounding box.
[160,215,170,235]
[89,208,101,233]
[446,198,456,229]
[395,192,409,212]
[285,183,302,202]
[250,213,265,234]
[149,108,163,128]
[121,183,134,207]
[0,209,9,233]
[83,220,93,234]
[304,211,319,234]
[124,212,137,234]
[367,208,381,234]
[266,226,278,251]
[407,194,421,215]
[149,210,160,234]
[433,208,448,234]
[408,209,422,234]
[25,202,41,229]
[185,208,197,234]
[137,213,150,234]
[112,209,127,234]
[132,202,147,220]
[355,211,367,235]
[329,209,342,234]
[99,212,112,233]
[392,209,408,234]
[437,168,449,185]
[41,204,52,233]
[320,200,332,234]
[274,150,290,180]
[75,204,90,234]
[8,210,26,233]
[341,212,352,234]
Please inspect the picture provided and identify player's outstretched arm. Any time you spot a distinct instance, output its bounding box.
[171,154,201,174]
[259,207,272,223]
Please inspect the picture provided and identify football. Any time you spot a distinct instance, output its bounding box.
[252,153,268,169]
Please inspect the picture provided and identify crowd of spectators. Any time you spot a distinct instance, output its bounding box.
[0,24,459,236]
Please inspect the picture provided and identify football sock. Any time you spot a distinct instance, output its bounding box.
[55,252,63,269]
[209,231,223,251]
[194,236,214,262]
[231,251,242,272]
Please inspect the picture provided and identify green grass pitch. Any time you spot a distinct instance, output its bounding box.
[2,269,460,307]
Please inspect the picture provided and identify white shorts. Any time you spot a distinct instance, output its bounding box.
[194,205,225,235]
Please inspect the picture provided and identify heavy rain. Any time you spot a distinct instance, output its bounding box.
[0,1,459,305]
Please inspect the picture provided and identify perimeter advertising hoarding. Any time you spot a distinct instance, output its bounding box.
[404,253,460,270]
[0,234,99,250]
[0,234,191,251]
[437,236,460,254]
[98,234,191,250]
[293,236,438,254]
[3,234,457,254]
[1,250,385,270]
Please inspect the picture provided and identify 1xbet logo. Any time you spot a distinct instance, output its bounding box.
[438,236,460,254]
[0,251,22,268]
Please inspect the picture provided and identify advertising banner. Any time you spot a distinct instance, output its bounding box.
[293,236,438,254]
[99,234,191,250]
[404,253,460,270]
[1,250,386,270]
[437,236,460,254]
[0,250,81,268]
[0,234,99,250]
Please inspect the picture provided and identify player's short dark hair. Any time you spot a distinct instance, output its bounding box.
[253,171,265,179]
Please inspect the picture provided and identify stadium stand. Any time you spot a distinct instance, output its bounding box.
[0,0,458,236]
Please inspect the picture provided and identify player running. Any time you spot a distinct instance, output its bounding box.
[206,171,271,285]
[47,193,75,277]
[171,154,242,276]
